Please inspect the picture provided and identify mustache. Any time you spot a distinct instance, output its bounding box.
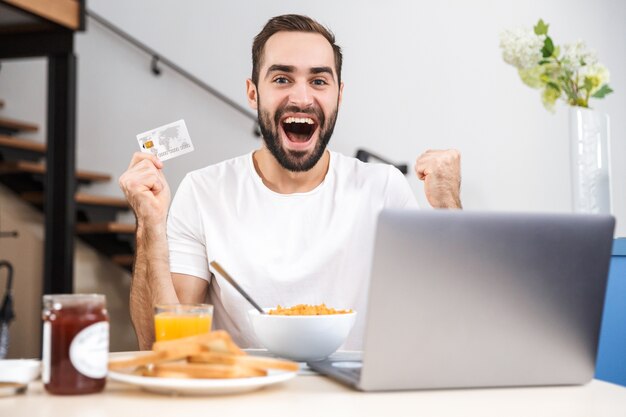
[274,105,325,126]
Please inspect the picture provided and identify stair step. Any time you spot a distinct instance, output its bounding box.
[76,222,136,234]
[111,254,134,267]
[0,160,111,183]
[0,116,38,134]
[77,221,136,263]
[0,134,46,154]
[75,193,130,208]
[21,192,130,209]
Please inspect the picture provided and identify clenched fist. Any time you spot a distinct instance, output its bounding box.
[415,149,462,209]
[118,152,171,227]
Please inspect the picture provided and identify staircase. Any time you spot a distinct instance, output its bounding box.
[0,102,135,271]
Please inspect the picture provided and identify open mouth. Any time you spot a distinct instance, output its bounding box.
[281,117,318,144]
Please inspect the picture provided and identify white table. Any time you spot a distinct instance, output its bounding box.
[3,376,626,417]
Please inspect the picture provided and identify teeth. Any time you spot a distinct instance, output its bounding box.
[284,117,314,124]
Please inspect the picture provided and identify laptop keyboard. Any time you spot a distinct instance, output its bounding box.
[328,361,362,381]
[307,355,364,386]
[337,365,362,379]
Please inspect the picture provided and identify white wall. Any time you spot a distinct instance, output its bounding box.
[4,0,625,228]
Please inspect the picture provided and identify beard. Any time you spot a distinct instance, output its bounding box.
[257,98,339,172]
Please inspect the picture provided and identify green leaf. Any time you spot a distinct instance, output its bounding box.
[534,19,549,35]
[591,84,614,98]
[584,77,594,92]
[553,45,560,58]
[546,81,561,92]
[542,37,554,58]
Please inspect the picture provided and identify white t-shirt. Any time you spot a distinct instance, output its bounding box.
[167,150,418,349]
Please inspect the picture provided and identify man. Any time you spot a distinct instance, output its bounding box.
[119,14,461,350]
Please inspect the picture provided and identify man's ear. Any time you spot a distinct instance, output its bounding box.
[246,79,258,110]
[338,82,344,106]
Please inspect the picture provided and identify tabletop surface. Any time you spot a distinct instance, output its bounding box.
[3,376,626,417]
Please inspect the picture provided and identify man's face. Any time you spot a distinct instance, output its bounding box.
[247,32,343,172]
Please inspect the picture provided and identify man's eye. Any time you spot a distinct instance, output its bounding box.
[273,77,289,84]
[312,79,328,86]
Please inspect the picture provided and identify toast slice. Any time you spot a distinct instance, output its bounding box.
[109,342,203,370]
[152,330,245,356]
[153,362,267,379]
[189,351,299,372]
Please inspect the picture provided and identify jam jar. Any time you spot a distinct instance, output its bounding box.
[42,294,109,395]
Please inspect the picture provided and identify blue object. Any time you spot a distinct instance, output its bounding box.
[595,238,626,386]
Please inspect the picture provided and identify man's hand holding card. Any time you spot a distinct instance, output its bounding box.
[119,120,195,226]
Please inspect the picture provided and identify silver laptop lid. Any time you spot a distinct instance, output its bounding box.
[360,210,614,391]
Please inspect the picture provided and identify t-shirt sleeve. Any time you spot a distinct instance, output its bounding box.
[167,174,211,281]
[384,165,419,209]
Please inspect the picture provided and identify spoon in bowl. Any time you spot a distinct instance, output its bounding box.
[210,261,266,315]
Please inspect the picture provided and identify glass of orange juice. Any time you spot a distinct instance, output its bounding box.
[154,303,213,342]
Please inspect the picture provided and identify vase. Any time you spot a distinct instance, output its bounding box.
[568,107,611,214]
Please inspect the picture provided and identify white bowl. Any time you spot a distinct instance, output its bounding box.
[248,308,357,362]
[0,359,41,384]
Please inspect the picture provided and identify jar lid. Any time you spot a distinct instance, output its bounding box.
[43,294,106,307]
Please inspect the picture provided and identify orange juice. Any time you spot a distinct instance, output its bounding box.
[154,313,213,341]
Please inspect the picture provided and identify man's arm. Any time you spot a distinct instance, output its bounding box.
[130,223,209,350]
[119,152,207,350]
[415,149,462,209]
[129,222,175,350]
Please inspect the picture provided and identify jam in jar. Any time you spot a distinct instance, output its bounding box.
[42,294,109,395]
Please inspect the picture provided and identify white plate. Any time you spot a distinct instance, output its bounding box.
[109,369,296,395]
[107,352,297,395]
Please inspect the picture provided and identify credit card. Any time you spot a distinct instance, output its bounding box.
[136,119,194,161]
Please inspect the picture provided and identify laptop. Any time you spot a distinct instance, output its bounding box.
[308,210,615,391]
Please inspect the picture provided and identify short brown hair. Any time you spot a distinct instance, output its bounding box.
[251,14,343,86]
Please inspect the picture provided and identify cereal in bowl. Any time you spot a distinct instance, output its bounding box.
[269,303,353,316]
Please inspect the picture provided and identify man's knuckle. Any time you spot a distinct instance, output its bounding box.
[128,177,143,189]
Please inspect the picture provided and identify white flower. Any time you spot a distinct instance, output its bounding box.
[518,66,544,89]
[579,63,610,93]
[561,40,598,70]
[501,19,613,109]
[499,28,545,69]
[542,85,561,112]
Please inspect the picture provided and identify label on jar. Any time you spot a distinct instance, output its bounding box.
[69,322,109,379]
[42,321,51,384]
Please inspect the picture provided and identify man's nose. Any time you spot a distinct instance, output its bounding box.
[288,81,314,108]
